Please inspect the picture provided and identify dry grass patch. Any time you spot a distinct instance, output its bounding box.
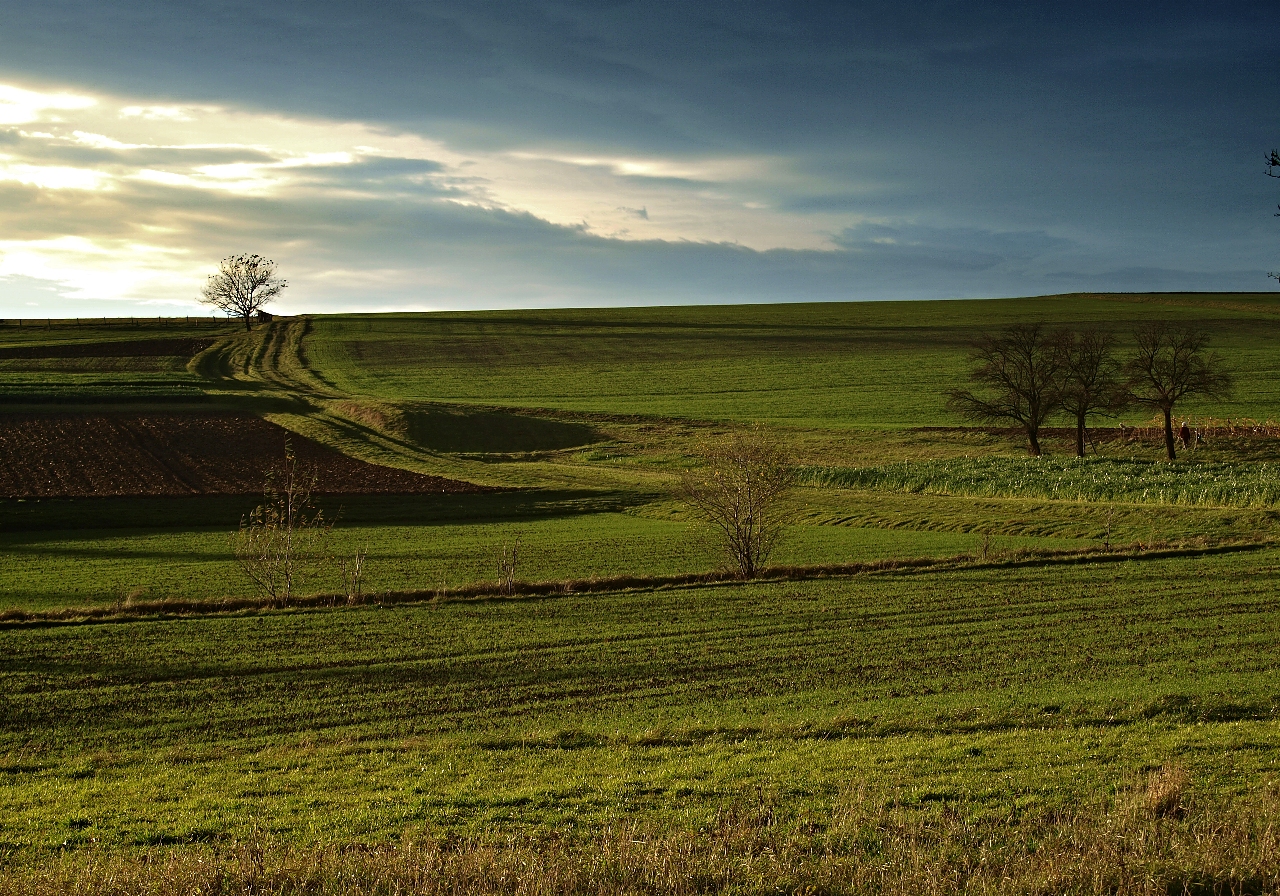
[5,788,1279,895]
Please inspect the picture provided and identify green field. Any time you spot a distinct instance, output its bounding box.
[297,295,1280,427]
[5,503,1071,609]
[3,549,1280,890]
[2,294,1280,892]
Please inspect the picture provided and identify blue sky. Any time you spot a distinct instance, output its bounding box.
[0,1,1275,315]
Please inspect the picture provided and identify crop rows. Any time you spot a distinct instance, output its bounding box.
[0,549,1278,854]
[803,455,1280,507]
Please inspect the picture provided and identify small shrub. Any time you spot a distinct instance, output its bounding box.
[496,536,521,595]
[335,547,368,605]
[233,441,330,606]
[680,427,796,578]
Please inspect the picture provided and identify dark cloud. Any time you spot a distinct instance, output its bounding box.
[0,1,1274,310]
[1,171,1268,315]
[834,223,1073,264]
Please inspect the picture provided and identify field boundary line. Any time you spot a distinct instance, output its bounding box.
[0,538,1268,627]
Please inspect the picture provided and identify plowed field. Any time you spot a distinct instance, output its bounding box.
[0,413,487,497]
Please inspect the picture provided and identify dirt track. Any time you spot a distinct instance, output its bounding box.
[0,413,488,497]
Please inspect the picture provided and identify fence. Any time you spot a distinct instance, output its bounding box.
[1115,415,1280,447]
[0,316,232,330]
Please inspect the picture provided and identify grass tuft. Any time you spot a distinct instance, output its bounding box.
[1142,764,1192,820]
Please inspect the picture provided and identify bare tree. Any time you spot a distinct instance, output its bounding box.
[680,428,795,578]
[200,254,287,330]
[234,440,329,604]
[1268,149,1279,288]
[948,323,1060,457]
[1124,322,1233,461]
[1052,327,1128,457]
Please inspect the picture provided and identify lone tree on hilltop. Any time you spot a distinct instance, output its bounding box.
[1052,326,1128,457]
[200,253,286,330]
[680,427,795,579]
[1124,322,1233,461]
[948,322,1060,457]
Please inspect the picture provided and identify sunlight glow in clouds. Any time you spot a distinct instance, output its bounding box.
[0,84,95,124]
[0,236,195,305]
[0,160,110,190]
[0,79,849,313]
[0,82,874,315]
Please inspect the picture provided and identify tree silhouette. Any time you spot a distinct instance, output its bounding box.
[1052,327,1128,457]
[1124,322,1232,461]
[200,254,287,330]
[948,323,1060,457]
[1268,150,1279,288]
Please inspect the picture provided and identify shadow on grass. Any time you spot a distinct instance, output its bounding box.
[402,404,601,454]
[0,488,653,534]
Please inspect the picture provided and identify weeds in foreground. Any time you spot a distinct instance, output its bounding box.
[1141,763,1191,820]
[5,782,1278,895]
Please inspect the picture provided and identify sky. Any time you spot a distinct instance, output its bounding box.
[0,1,1275,316]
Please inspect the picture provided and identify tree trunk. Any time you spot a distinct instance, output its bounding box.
[1075,412,1086,458]
[1027,428,1042,457]
[243,312,253,331]
[1162,408,1176,461]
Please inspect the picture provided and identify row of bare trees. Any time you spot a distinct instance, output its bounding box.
[948,321,1233,460]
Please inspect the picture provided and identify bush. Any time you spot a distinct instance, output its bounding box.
[680,428,795,578]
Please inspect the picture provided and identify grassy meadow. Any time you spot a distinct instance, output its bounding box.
[2,294,1280,892]
[298,294,1280,425]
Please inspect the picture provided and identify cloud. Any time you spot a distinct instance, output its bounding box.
[0,2,1275,314]
[0,83,95,125]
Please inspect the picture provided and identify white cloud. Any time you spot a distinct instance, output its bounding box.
[0,236,199,305]
[0,84,96,125]
[71,130,146,150]
[119,105,203,121]
[0,77,890,311]
[0,160,111,190]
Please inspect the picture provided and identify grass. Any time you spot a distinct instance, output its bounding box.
[8,473,1274,612]
[804,454,1280,507]
[0,548,1278,888]
[6,796,1280,894]
[297,295,1280,427]
[0,501,1101,610]
[0,318,236,404]
[6,295,1280,890]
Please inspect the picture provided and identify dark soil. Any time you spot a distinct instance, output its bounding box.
[0,413,491,497]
